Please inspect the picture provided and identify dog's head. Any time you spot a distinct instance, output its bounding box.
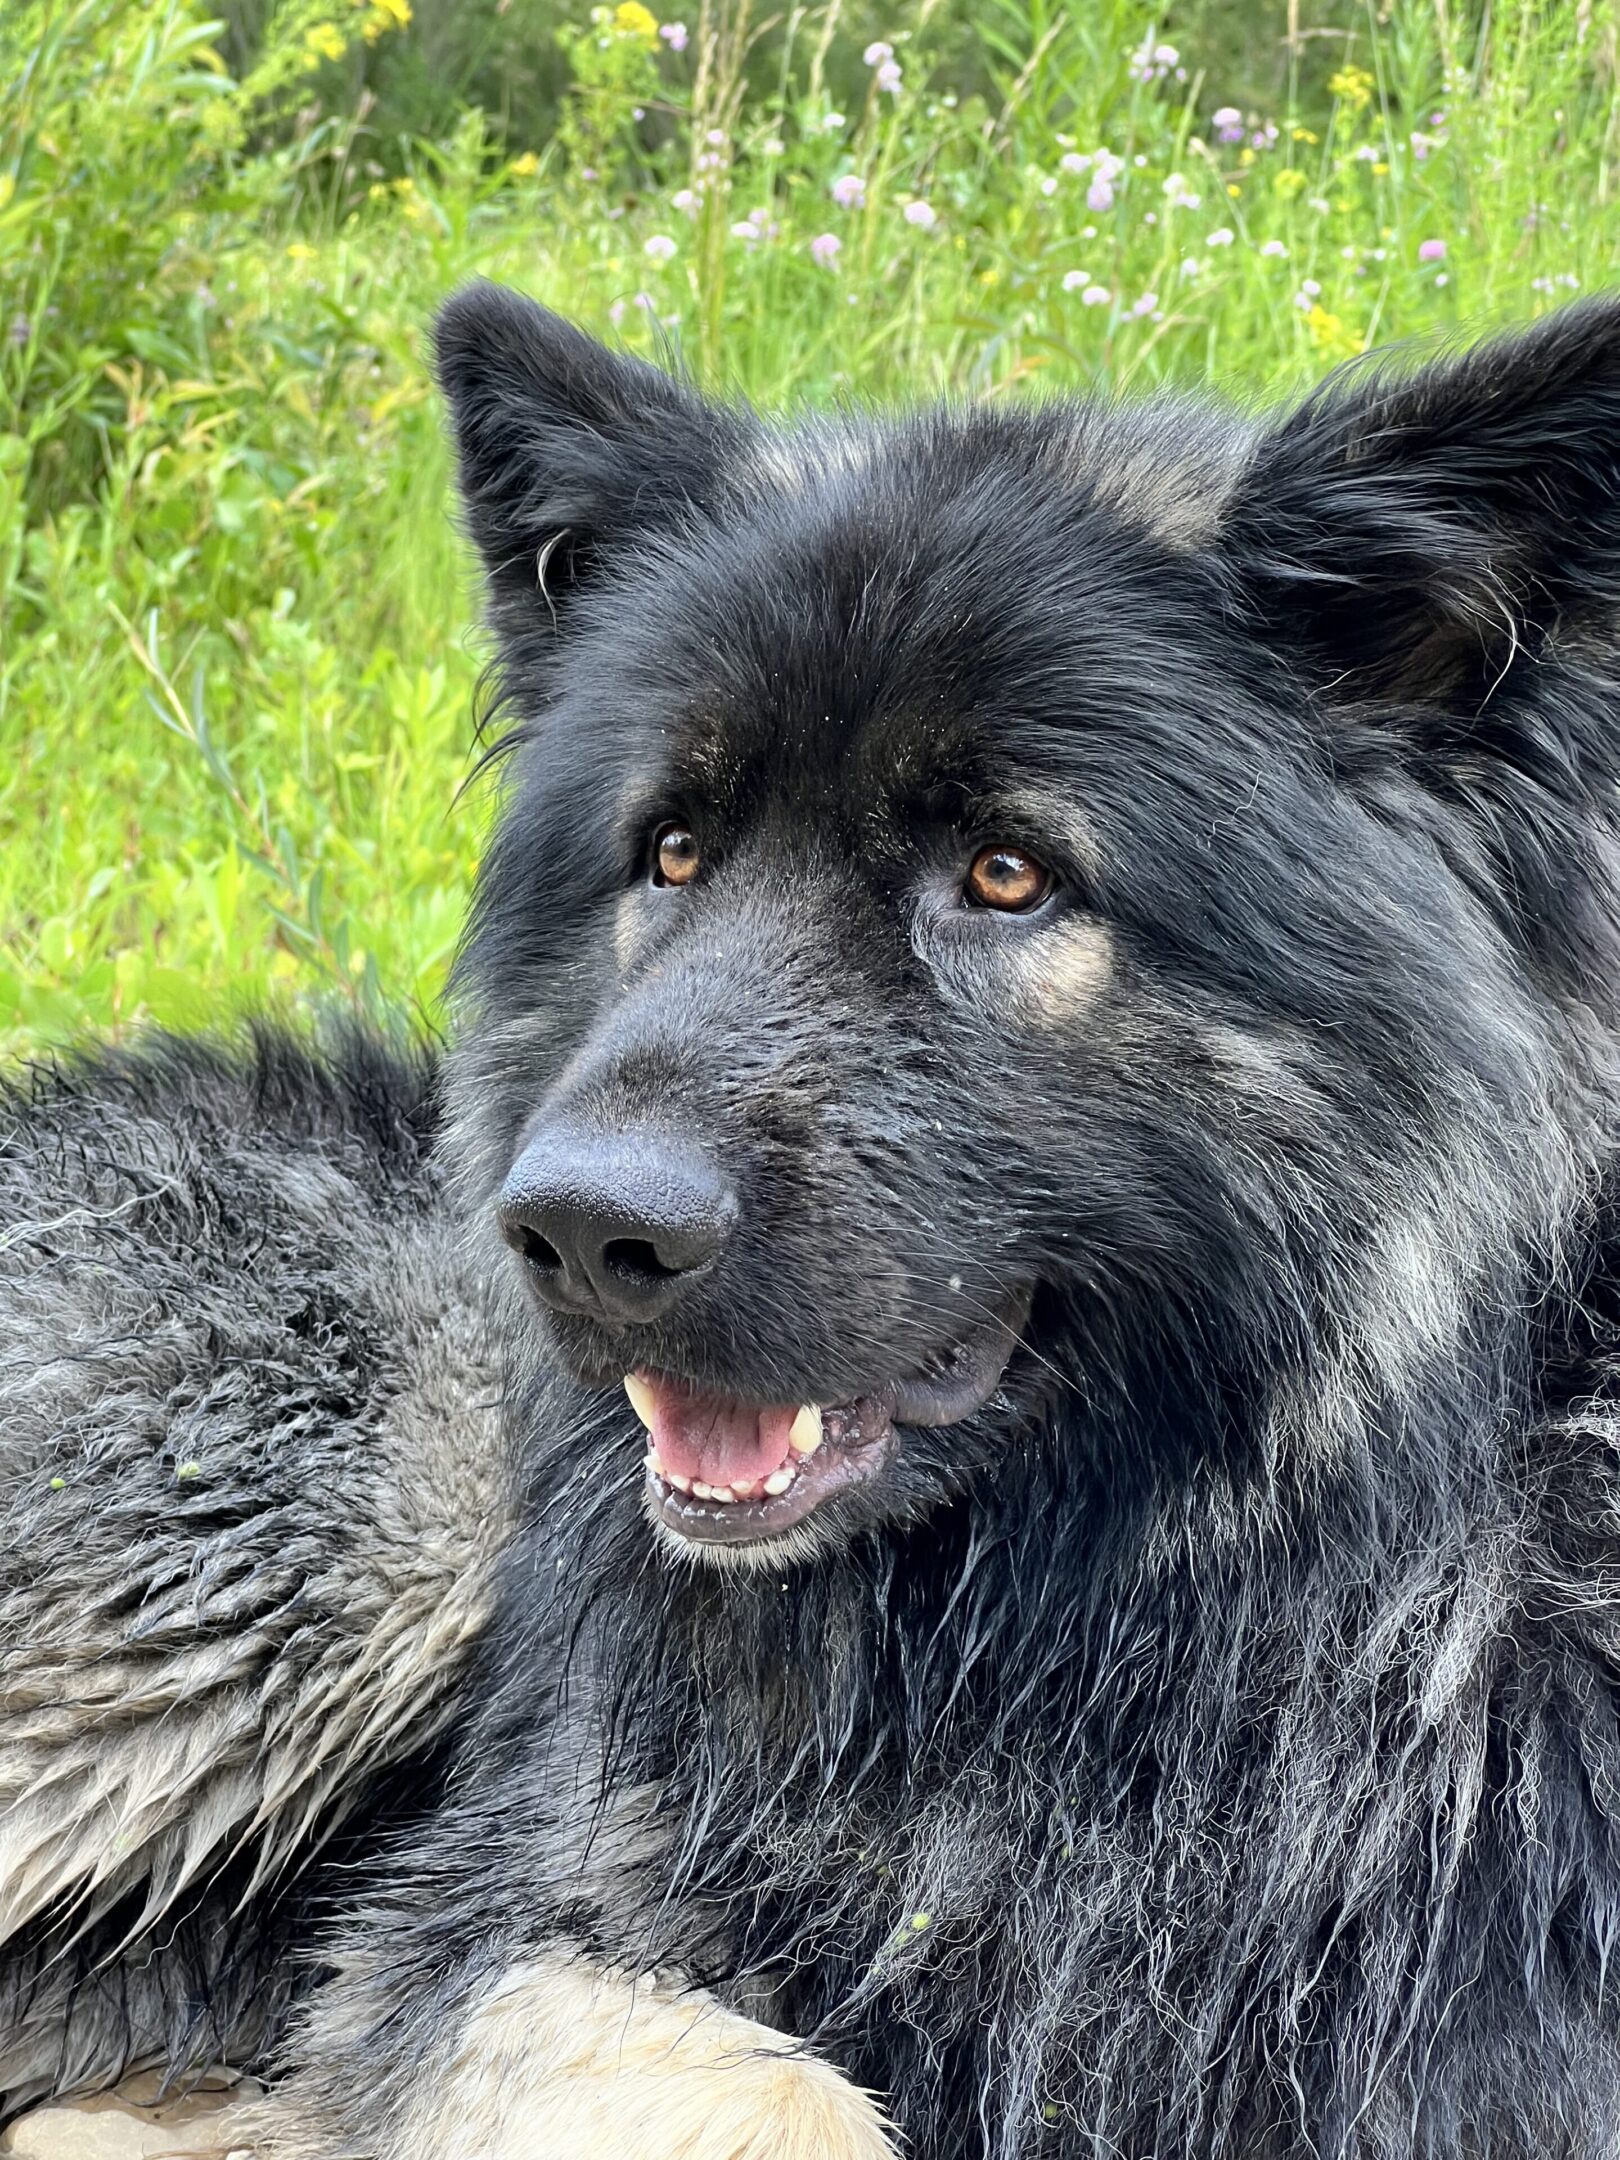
[437,283,1620,1568]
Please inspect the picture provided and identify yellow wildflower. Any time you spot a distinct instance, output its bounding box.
[304,20,347,62]
[1372,160,1389,176]
[1291,127,1318,144]
[1274,168,1306,196]
[508,151,539,177]
[613,1,659,41]
[1227,181,1241,197]
[1305,303,1361,358]
[286,241,316,261]
[1327,64,1375,111]
[362,0,410,39]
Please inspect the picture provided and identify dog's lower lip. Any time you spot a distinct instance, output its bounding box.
[648,1397,897,1543]
[638,1287,1030,1546]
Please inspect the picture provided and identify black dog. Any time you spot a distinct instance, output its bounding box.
[10,287,1620,2158]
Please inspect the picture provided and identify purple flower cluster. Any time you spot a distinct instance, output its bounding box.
[1128,35,1186,85]
[864,40,902,95]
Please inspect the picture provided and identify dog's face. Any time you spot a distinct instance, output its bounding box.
[438,286,1620,1567]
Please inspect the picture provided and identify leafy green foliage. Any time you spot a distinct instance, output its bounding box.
[0,0,1611,1053]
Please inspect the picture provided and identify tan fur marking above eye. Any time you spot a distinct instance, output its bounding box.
[1012,919,1115,1025]
[390,1954,894,2160]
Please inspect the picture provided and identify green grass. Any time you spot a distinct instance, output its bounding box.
[1,0,1614,1054]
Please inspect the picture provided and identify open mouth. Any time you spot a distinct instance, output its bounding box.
[624,1293,1028,1548]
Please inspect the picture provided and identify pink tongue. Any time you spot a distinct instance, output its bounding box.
[639,1373,797,1488]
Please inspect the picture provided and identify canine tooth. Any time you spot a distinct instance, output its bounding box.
[644,1450,664,1478]
[624,1374,657,1430]
[789,1404,823,1456]
[762,1467,795,1497]
[667,1471,693,1494]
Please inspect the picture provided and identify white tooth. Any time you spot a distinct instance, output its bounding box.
[762,1468,795,1497]
[692,1481,717,1501]
[624,1374,657,1430]
[789,1404,823,1456]
[645,1449,664,1478]
[731,1482,760,1503]
[667,1471,693,1495]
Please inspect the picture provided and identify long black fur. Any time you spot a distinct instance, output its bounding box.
[13,290,1620,2157]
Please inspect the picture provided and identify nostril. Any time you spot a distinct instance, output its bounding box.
[505,1221,563,1272]
[603,1236,680,1284]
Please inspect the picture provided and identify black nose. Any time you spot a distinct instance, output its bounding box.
[497,1126,737,1324]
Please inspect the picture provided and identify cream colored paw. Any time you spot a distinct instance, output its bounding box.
[412,1954,896,2160]
[213,1954,895,2160]
[1,2071,265,2160]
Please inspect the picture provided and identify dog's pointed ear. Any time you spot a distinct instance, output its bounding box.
[1219,299,1620,714]
[433,282,741,634]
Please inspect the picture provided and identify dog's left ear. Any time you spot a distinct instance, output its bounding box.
[1220,299,1620,713]
[433,282,742,632]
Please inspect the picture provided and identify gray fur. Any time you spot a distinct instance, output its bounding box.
[0,1029,508,2112]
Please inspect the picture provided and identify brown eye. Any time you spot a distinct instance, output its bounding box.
[653,824,701,887]
[965,845,1051,912]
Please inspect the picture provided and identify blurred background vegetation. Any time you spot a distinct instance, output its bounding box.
[0,0,1612,1051]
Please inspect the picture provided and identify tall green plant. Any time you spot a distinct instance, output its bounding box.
[0,0,1615,1057]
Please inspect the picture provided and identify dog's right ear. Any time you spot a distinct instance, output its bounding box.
[433,282,740,635]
